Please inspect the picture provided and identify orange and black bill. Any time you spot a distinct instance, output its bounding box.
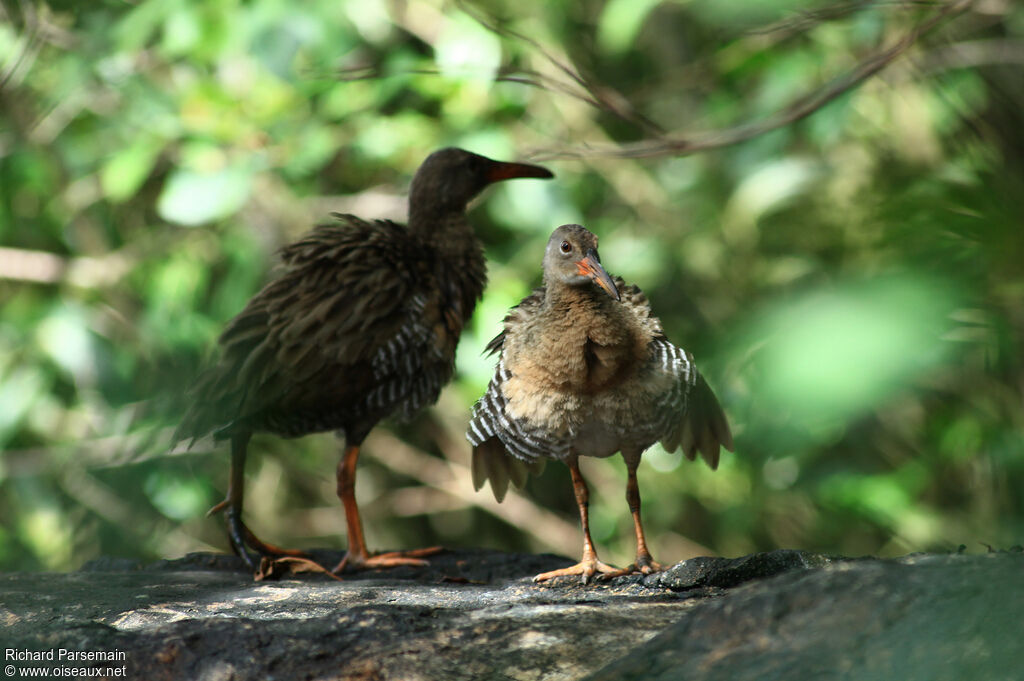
[576,249,620,301]
[486,160,554,183]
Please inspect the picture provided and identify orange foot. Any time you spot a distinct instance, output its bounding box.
[533,557,621,585]
[332,546,442,574]
[208,500,309,572]
[599,555,666,580]
[255,555,343,582]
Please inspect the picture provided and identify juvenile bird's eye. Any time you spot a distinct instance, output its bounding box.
[560,241,572,254]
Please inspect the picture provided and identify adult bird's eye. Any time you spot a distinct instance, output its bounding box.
[560,241,572,254]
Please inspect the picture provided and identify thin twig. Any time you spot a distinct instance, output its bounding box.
[455,0,667,136]
[528,0,972,160]
[918,38,1024,72]
[0,0,40,92]
[362,429,582,556]
[749,1,944,37]
[336,62,608,110]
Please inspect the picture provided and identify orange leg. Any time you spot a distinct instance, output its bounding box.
[534,456,620,584]
[601,455,665,579]
[331,444,440,574]
[210,433,308,572]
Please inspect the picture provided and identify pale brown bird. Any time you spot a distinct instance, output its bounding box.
[468,224,733,583]
[174,148,553,574]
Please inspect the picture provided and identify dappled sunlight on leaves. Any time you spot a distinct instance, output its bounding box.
[0,0,1021,571]
[742,275,958,430]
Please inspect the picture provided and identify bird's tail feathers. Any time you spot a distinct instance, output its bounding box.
[171,369,243,450]
[666,373,733,470]
[471,439,546,503]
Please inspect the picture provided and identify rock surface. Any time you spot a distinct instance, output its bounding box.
[1,548,1020,680]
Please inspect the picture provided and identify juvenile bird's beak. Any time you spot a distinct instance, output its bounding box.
[486,160,554,183]
[575,249,620,301]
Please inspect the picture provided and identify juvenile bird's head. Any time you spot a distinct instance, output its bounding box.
[542,224,620,301]
[408,148,553,224]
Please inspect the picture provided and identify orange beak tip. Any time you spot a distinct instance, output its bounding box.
[576,256,620,301]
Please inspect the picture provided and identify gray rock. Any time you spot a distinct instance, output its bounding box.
[643,548,838,590]
[1,548,1020,680]
[587,551,1024,681]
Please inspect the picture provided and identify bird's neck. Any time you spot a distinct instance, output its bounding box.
[521,285,646,394]
[409,201,470,236]
[542,282,612,316]
[540,283,630,351]
[406,185,466,227]
[410,209,487,318]
[408,207,478,257]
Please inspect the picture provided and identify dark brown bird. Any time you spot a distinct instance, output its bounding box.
[467,224,733,583]
[174,148,553,575]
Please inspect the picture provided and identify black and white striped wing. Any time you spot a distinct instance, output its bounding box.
[365,291,449,420]
[467,357,561,502]
[651,339,733,469]
[647,338,696,442]
[468,358,570,463]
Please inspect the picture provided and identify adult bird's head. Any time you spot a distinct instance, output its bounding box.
[408,148,553,225]
[543,224,620,301]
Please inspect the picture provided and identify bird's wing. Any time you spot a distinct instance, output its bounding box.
[175,216,433,443]
[471,286,555,502]
[650,339,734,470]
[466,354,561,502]
[483,286,546,356]
[615,277,667,339]
[614,277,732,468]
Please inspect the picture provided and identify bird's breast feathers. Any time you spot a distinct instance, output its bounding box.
[507,302,650,393]
[501,327,677,436]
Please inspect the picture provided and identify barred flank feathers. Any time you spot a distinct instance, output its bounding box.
[646,339,732,469]
[467,361,551,500]
[671,373,733,470]
[647,340,690,446]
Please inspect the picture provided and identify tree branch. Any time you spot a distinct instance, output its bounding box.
[454,0,668,136]
[525,0,972,160]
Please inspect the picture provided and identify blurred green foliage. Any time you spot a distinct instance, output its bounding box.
[1,0,1022,571]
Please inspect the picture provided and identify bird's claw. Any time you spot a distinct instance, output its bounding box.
[533,558,621,585]
[211,502,310,575]
[597,555,666,580]
[226,506,258,571]
[332,546,442,574]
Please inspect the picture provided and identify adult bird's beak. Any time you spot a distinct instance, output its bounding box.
[485,160,555,183]
[576,249,620,301]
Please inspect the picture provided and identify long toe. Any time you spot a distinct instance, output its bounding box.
[533,558,621,585]
[598,556,666,580]
[333,546,442,574]
[241,526,310,559]
[254,555,342,582]
[224,508,309,575]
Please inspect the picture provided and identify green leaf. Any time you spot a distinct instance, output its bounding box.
[35,305,95,380]
[0,366,48,447]
[144,470,210,521]
[434,13,501,81]
[101,138,164,202]
[156,166,253,226]
[597,0,664,54]
[743,275,958,428]
[161,5,202,57]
